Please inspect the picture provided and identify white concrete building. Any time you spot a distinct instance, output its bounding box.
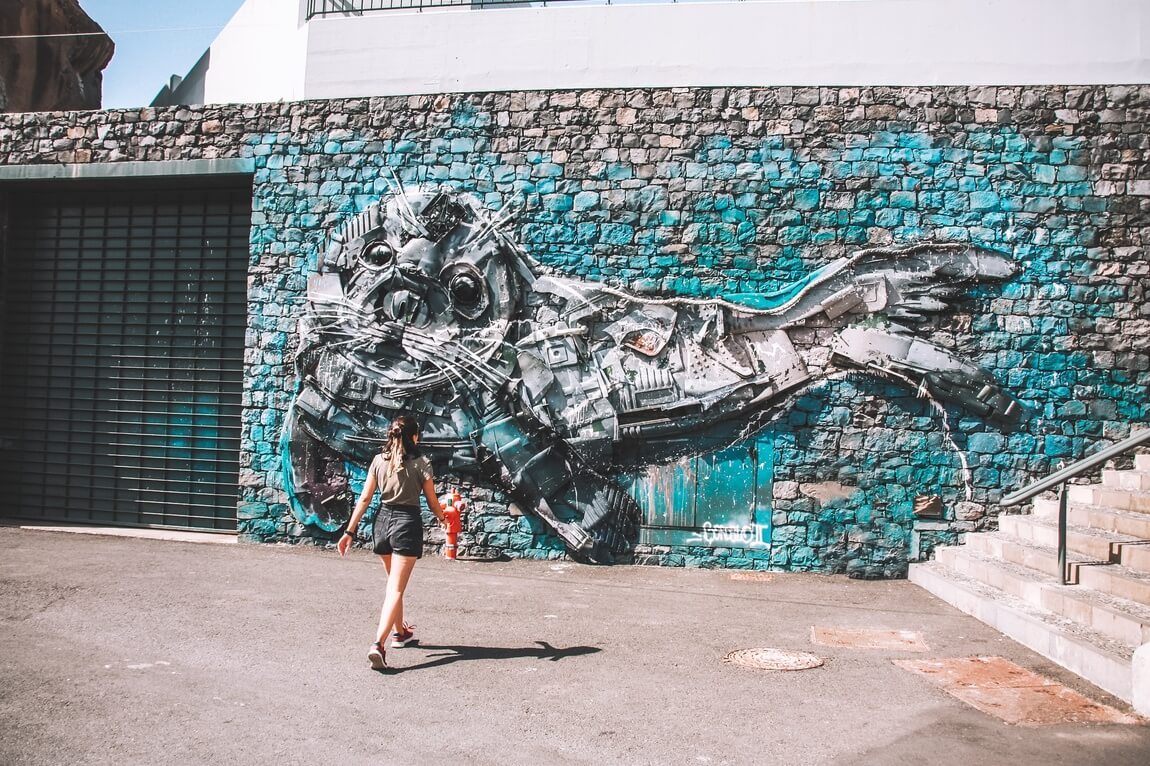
[154,0,1150,106]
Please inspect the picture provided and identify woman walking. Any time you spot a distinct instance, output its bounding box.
[338,415,447,670]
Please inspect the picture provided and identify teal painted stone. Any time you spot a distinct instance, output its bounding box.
[969,191,1000,210]
[875,208,903,227]
[544,194,573,212]
[573,191,599,211]
[685,163,708,179]
[601,223,635,245]
[967,433,1006,453]
[490,165,516,183]
[793,189,820,210]
[1032,164,1061,185]
[735,222,757,244]
[238,502,268,520]
[575,223,599,244]
[242,518,278,538]
[779,226,810,244]
[606,164,633,181]
[799,162,822,179]
[534,162,564,178]
[890,191,917,208]
[1043,435,1073,457]
[450,137,476,153]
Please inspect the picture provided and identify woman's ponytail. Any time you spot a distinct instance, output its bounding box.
[384,415,420,473]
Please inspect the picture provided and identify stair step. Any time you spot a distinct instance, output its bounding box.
[1104,468,1150,492]
[935,545,1150,646]
[964,531,1150,608]
[1137,453,1150,472]
[909,559,1135,702]
[1067,484,1150,513]
[997,513,1150,572]
[1033,496,1150,539]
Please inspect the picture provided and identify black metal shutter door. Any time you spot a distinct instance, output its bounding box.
[0,182,250,531]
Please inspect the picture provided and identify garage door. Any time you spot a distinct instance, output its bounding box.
[0,180,251,531]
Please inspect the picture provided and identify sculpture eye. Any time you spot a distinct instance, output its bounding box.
[360,241,395,269]
[449,273,482,307]
[442,265,488,319]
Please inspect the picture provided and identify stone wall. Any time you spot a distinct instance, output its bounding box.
[1,85,1147,576]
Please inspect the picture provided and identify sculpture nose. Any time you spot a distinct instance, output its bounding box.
[383,289,429,326]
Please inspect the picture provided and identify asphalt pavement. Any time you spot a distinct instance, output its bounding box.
[2,526,1148,765]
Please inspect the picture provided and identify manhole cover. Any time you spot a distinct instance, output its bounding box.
[723,648,824,671]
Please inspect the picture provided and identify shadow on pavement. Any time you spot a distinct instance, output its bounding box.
[395,640,601,671]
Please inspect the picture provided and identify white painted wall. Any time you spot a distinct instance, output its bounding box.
[164,0,1150,106]
[161,0,309,106]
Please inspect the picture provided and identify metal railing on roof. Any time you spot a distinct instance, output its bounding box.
[306,0,668,17]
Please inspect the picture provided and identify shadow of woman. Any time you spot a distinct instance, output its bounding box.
[394,641,601,671]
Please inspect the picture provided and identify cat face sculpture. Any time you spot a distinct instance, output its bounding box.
[283,186,1022,563]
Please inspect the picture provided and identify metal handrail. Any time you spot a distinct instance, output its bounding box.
[1000,428,1150,585]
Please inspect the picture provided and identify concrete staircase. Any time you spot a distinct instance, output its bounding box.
[910,453,1150,713]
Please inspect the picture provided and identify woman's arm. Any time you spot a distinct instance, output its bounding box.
[422,478,447,526]
[338,471,377,556]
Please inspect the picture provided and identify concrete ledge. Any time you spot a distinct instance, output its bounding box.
[18,524,237,545]
[0,158,254,182]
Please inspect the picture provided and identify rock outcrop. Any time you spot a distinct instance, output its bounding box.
[0,0,114,112]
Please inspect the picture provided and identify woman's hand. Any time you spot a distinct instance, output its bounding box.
[337,533,352,557]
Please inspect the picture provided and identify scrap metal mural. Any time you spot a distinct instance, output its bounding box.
[282,186,1022,563]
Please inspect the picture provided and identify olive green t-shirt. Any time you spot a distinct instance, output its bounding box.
[370,452,434,507]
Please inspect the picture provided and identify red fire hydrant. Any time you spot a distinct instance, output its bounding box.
[442,487,464,560]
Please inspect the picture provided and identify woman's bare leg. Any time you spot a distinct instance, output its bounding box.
[375,554,417,645]
[376,554,403,642]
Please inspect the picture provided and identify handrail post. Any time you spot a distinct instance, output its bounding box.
[1058,480,1069,585]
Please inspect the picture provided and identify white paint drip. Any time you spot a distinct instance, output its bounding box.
[879,366,974,500]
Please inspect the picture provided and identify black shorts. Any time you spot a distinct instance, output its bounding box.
[372,503,424,558]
